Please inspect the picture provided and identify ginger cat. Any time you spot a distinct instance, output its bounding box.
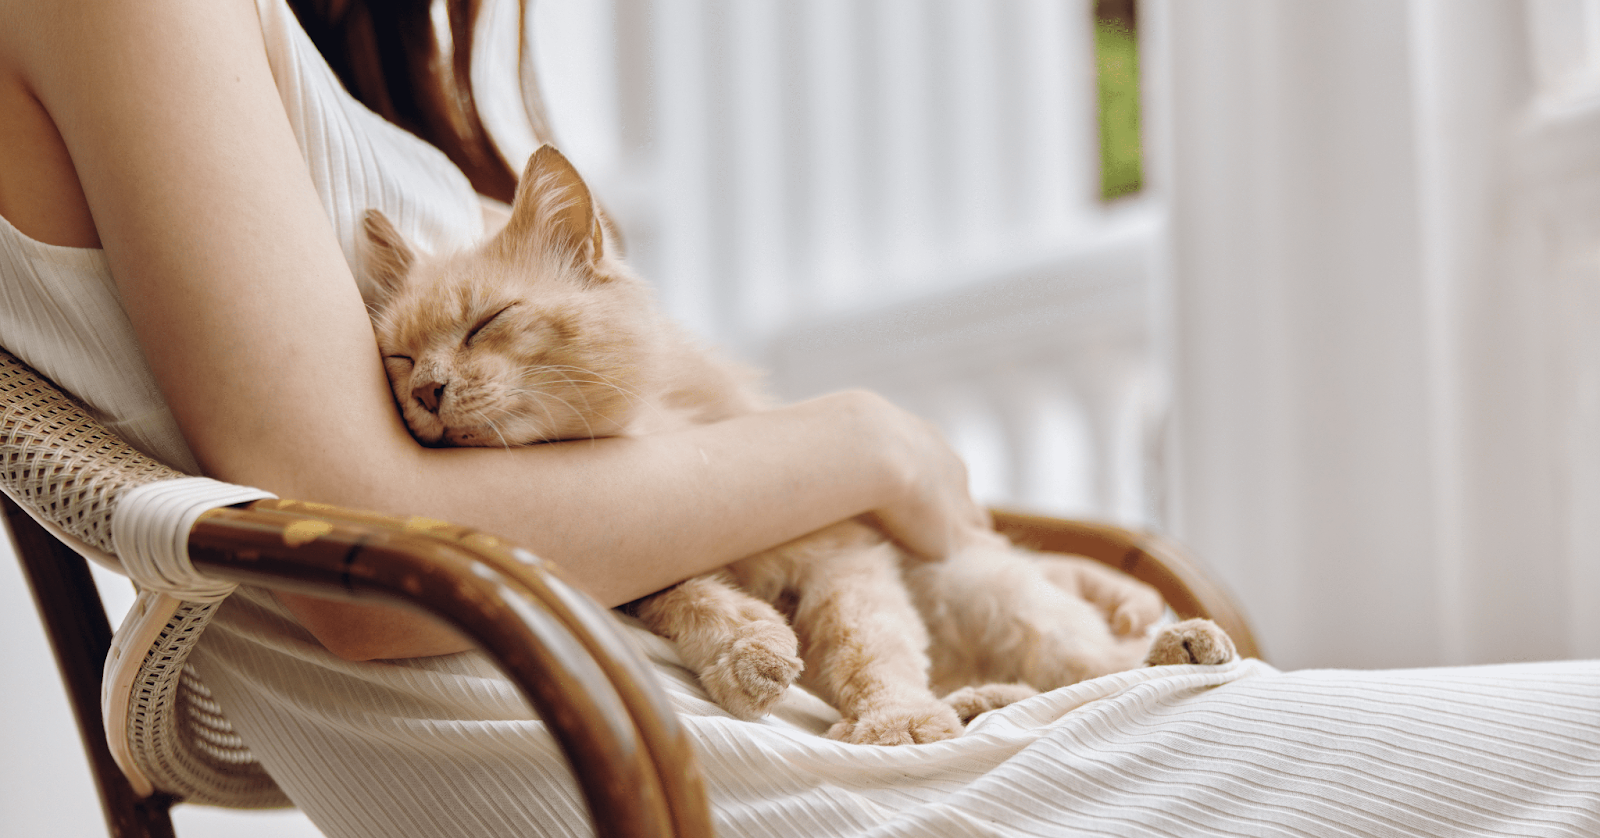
[361,145,1236,745]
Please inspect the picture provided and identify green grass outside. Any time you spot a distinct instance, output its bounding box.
[1096,16,1142,200]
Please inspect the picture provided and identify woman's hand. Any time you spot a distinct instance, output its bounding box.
[846,392,997,561]
[0,0,995,660]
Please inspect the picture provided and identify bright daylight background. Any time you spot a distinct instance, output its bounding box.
[4,0,1599,835]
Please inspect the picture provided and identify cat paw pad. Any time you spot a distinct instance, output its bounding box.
[827,702,964,746]
[942,683,1039,722]
[701,623,804,720]
[1144,618,1237,666]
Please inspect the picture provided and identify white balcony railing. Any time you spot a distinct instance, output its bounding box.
[537,0,1161,523]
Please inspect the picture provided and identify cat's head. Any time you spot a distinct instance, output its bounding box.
[362,145,660,447]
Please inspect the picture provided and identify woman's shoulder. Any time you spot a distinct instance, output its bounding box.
[0,0,481,270]
[0,0,266,76]
[0,0,265,251]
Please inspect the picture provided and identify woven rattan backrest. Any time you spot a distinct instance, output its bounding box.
[0,351,186,553]
[0,347,290,812]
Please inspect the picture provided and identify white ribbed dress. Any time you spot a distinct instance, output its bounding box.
[1,2,1597,836]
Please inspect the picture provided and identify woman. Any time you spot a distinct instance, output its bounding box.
[0,0,992,661]
[2,2,1596,836]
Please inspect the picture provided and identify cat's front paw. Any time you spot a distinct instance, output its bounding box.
[941,683,1038,722]
[701,622,804,720]
[827,701,964,746]
[1144,618,1237,666]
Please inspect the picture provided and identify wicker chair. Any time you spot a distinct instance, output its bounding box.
[1,345,1259,838]
[2,5,1257,834]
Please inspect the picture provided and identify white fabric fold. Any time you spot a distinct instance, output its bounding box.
[110,477,278,602]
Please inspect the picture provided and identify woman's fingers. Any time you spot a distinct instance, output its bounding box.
[861,397,995,561]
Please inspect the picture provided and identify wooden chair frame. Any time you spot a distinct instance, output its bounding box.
[5,492,713,838]
[3,6,1257,833]
[7,486,1258,838]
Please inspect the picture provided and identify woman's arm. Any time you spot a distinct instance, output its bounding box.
[1,0,989,660]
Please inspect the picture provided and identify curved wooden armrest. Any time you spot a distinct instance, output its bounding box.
[187,500,713,838]
[1,343,715,834]
[992,509,1263,661]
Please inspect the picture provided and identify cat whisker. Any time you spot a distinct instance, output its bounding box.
[534,365,650,402]
[526,388,600,443]
[539,368,600,420]
[473,402,537,447]
[517,388,588,443]
[517,391,563,441]
[517,364,671,427]
[456,391,551,447]
[510,380,661,438]
[487,383,601,443]
[517,364,634,400]
[464,409,514,449]
[537,366,645,423]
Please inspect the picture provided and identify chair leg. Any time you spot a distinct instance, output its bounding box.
[3,495,178,838]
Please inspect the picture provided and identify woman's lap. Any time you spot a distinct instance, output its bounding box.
[193,591,1600,837]
[959,661,1600,837]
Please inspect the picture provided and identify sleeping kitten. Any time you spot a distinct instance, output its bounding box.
[361,145,1235,745]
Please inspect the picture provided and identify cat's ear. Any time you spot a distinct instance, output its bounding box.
[500,144,605,265]
[361,210,416,304]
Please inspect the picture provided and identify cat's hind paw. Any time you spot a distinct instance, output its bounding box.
[1144,618,1237,666]
[941,683,1039,723]
[827,701,964,746]
[701,623,804,720]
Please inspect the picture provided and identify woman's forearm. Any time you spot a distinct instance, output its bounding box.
[277,390,913,660]
[9,0,989,661]
[378,390,906,606]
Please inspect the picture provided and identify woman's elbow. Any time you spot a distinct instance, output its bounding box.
[275,591,475,661]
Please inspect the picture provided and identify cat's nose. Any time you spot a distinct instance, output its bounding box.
[412,379,446,413]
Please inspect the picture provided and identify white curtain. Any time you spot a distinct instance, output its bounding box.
[1155,0,1600,669]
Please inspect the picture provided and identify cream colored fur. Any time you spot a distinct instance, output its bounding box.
[362,145,1235,746]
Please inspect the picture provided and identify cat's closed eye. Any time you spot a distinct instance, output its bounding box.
[466,303,518,345]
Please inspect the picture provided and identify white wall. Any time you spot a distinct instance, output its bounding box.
[1158,0,1600,669]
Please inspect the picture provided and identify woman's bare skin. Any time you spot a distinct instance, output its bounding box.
[0,0,991,660]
